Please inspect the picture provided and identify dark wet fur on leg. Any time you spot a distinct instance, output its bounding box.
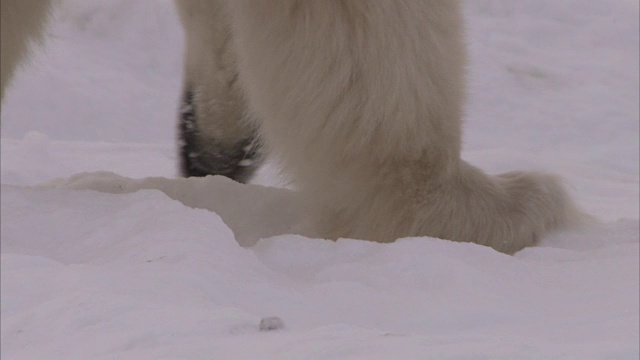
[178,88,263,183]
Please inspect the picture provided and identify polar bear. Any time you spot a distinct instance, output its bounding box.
[0,0,51,102]
[0,0,583,253]
[175,0,263,182]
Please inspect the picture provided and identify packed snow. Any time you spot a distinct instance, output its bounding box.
[1,0,638,358]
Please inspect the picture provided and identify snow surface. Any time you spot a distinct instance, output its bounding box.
[1,0,639,358]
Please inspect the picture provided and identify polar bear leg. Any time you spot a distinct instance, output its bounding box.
[0,0,52,101]
[175,0,262,182]
[225,0,582,253]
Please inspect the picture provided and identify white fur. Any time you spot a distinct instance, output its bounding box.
[0,0,585,253]
[0,0,52,101]
[225,1,584,253]
[175,0,252,146]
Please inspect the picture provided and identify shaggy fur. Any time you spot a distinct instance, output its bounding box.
[0,0,51,101]
[175,0,262,182]
[0,0,584,253]
[226,0,583,253]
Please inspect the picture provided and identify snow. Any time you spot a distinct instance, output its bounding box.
[1,0,638,358]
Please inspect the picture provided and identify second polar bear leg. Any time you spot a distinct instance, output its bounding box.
[175,0,262,183]
[226,0,582,253]
[0,0,52,101]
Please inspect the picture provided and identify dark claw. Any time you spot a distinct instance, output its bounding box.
[178,87,263,183]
